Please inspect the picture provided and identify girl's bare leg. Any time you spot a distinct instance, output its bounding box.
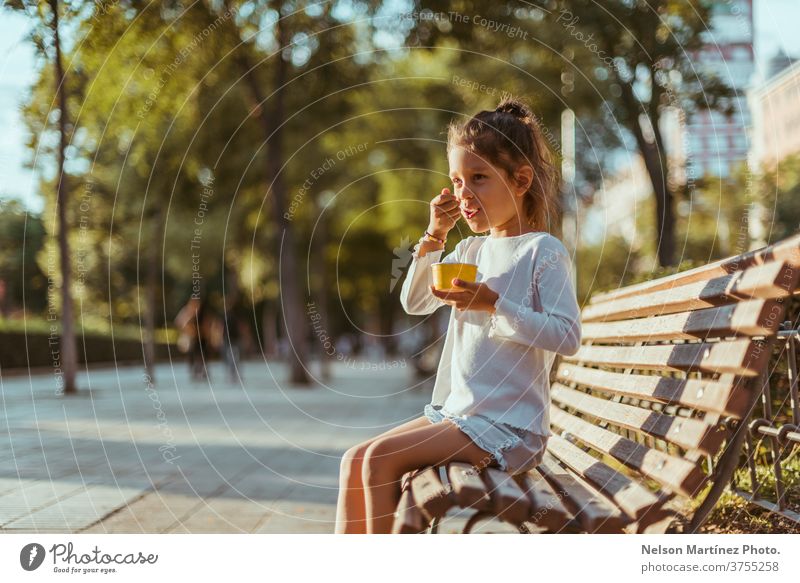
[335,415,432,534]
[362,419,499,534]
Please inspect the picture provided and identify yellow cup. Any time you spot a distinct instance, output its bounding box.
[431,262,478,291]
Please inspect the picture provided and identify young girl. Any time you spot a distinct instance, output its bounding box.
[335,97,582,534]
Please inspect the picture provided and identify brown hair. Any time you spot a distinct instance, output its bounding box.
[446,97,560,233]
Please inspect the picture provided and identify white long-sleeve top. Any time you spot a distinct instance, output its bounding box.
[400,231,582,436]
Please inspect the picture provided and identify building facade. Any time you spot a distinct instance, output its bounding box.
[749,60,800,169]
[685,0,755,181]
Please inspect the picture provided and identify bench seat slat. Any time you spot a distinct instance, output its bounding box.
[562,338,769,377]
[589,233,800,306]
[409,466,454,520]
[581,261,797,323]
[513,468,575,532]
[551,384,724,454]
[392,481,426,534]
[447,462,493,511]
[536,453,632,532]
[549,407,707,496]
[482,468,532,525]
[545,434,668,520]
[556,363,750,417]
[581,298,784,343]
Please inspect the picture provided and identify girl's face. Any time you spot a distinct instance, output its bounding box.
[447,146,532,236]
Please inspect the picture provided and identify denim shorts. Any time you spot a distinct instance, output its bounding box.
[423,403,548,477]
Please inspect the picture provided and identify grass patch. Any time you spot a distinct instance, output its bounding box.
[678,452,800,533]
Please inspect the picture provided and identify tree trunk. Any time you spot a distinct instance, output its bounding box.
[51,0,78,395]
[648,83,676,267]
[261,300,279,358]
[312,206,331,381]
[641,139,675,267]
[143,205,165,382]
[267,13,310,385]
[379,295,395,357]
[620,81,676,267]
[222,0,311,385]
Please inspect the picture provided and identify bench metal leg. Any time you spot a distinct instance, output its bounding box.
[689,346,777,534]
[688,417,749,533]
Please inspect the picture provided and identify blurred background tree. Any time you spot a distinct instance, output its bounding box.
[6,0,82,392]
[3,0,797,384]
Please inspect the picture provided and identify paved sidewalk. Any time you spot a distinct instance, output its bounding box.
[0,358,515,533]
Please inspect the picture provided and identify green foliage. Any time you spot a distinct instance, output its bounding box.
[0,200,48,314]
[759,154,800,243]
[7,0,796,349]
[575,235,639,305]
[0,315,175,343]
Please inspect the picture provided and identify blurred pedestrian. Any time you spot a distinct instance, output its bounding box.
[221,297,242,383]
[175,296,212,382]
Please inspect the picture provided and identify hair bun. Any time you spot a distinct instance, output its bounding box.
[494,98,532,120]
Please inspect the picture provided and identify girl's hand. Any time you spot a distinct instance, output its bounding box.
[430,279,500,313]
[427,187,459,240]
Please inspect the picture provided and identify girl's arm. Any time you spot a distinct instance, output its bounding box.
[487,236,582,355]
[400,237,465,316]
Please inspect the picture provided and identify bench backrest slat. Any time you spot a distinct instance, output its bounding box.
[556,363,749,417]
[552,384,723,454]
[564,338,770,376]
[581,298,783,343]
[582,261,798,322]
[549,407,706,497]
[588,233,800,305]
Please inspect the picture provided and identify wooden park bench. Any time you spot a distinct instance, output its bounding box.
[393,233,800,534]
